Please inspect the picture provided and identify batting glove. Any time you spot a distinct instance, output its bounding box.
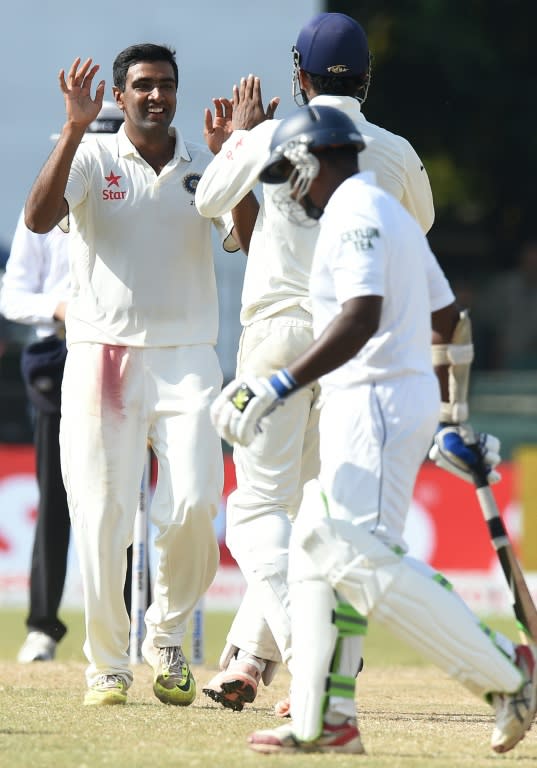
[429,423,502,484]
[210,369,298,446]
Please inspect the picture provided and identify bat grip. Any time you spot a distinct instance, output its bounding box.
[469,442,490,490]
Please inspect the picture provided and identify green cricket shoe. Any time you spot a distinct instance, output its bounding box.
[153,646,196,706]
[84,674,129,706]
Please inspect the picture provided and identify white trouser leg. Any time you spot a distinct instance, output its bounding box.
[61,343,148,686]
[144,346,222,649]
[226,497,292,663]
[223,315,320,665]
[226,587,282,664]
[317,379,440,552]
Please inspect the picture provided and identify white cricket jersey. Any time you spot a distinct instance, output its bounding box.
[64,125,236,347]
[311,171,454,392]
[195,95,434,326]
[0,209,70,338]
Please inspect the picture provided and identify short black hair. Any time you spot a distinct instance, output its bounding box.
[306,72,368,101]
[113,43,178,91]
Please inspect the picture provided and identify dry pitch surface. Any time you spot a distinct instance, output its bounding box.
[1,611,537,767]
[2,661,537,767]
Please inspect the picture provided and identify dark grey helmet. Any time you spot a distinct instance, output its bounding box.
[259,106,365,224]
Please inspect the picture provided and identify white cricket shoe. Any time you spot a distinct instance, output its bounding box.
[17,631,56,663]
[84,674,129,706]
[491,643,537,753]
[248,717,365,754]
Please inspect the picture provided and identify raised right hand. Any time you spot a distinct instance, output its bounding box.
[203,97,234,155]
[58,57,105,130]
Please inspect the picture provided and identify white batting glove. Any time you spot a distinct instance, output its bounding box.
[210,376,283,446]
[429,423,502,484]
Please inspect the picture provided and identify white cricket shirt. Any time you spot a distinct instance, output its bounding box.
[64,125,235,347]
[311,171,454,392]
[0,209,70,339]
[195,95,434,326]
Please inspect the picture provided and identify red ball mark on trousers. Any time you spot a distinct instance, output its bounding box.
[101,344,128,414]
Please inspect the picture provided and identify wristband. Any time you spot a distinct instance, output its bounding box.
[269,368,299,398]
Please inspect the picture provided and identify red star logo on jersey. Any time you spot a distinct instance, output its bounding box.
[105,171,121,187]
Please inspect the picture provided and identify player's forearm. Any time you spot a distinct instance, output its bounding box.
[25,123,84,233]
[0,288,64,326]
[231,192,259,255]
[288,308,379,388]
[431,303,473,423]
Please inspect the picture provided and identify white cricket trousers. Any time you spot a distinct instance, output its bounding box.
[225,311,320,663]
[315,375,440,548]
[60,342,223,686]
[286,373,441,724]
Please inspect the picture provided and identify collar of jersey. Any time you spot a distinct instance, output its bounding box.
[308,94,365,125]
[116,124,191,162]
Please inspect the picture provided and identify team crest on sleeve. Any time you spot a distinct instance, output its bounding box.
[182,173,202,195]
[341,227,380,251]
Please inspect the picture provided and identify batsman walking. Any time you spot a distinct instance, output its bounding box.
[24,43,236,705]
[211,105,537,755]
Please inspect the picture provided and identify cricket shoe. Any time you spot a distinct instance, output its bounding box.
[153,645,196,706]
[248,718,365,754]
[84,674,129,706]
[203,654,264,711]
[17,631,56,663]
[491,643,537,753]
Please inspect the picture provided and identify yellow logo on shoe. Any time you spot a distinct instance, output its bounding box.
[153,670,196,706]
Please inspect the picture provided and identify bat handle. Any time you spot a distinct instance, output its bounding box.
[469,442,490,490]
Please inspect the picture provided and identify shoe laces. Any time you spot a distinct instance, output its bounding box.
[94,674,125,690]
[159,646,187,675]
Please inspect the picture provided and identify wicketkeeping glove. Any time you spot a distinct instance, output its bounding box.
[211,370,297,446]
[428,422,502,484]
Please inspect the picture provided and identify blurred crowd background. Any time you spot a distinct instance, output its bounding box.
[0,0,536,457]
